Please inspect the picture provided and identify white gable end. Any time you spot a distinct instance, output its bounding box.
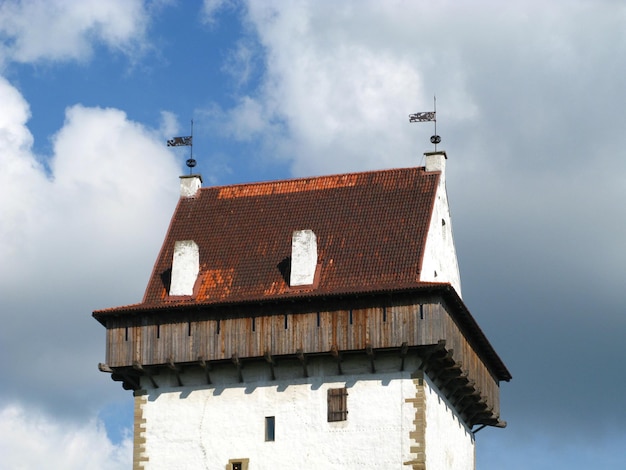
[420,152,462,297]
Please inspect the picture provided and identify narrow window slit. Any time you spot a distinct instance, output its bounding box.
[284,314,288,329]
[317,312,320,327]
[349,309,353,325]
[252,317,256,332]
[419,304,424,320]
[265,416,275,441]
[383,306,387,322]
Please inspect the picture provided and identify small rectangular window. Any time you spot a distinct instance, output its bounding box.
[228,459,248,470]
[327,387,348,422]
[265,416,275,441]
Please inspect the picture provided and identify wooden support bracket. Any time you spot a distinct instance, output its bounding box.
[365,344,376,373]
[296,349,309,378]
[264,350,276,380]
[399,342,409,371]
[232,353,243,383]
[167,357,183,386]
[111,370,140,390]
[133,361,158,388]
[330,345,343,375]
[197,356,212,384]
[419,340,446,371]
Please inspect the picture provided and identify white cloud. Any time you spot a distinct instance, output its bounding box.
[212,0,480,176]
[212,0,626,181]
[0,75,181,417]
[0,404,131,470]
[0,0,149,65]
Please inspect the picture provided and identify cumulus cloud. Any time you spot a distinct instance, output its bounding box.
[208,1,479,176]
[0,0,149,65]
[0,76,181,418]
[0,404,131,469]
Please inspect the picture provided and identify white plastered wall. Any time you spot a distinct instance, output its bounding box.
[423,373,475,469]
[136,355,474,469]
[420,153,462,297]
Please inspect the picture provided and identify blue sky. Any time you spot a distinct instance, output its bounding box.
[1,1,626,468]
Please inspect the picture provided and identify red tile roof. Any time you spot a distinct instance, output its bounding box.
[101,166,442,312]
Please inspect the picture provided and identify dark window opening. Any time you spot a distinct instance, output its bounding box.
[156,324,160,339]
[327,387,348,422]
[228,459,248,470]
[125,326,129,342]
[252,317,256,332]
[383,305,387,322]
[265,416,275,441]
[419,304,424,320]
[317,312,320,327]
[349,309,353,325]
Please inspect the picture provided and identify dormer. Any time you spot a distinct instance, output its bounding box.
[290,229,318,287]
[169,240,199,296]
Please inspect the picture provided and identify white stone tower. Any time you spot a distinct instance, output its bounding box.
[94,153,510,469]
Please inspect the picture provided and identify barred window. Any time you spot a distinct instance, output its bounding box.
[327,387,348,422]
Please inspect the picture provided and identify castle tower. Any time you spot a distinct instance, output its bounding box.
[94,153,510,469]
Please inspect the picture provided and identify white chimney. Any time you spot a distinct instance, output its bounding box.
[180,175,202,198]
[290,230,317,286]
[169,240,199,296]
[425,150,447,177]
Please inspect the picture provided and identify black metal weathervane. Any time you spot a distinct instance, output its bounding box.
[167,120,196,174]
[409,96,441,151]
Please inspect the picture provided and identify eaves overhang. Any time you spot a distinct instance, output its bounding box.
[93,282,511,383]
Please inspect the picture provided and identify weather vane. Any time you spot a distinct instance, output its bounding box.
[409,96,441,151]
[167,120,196,174]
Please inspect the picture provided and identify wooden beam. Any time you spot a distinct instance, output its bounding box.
[133,361,158,388]
[365,344,376,373]
[437,363,466,389]
[451,379,475,407]
[232,353,243,383]
[296,349,308,378]
[197,356,212,384]
[419,340,446,371]
[428,349,455,381]
[330,345,343,375]
[264,350,276,380]
[399,342,409,371]
[111,371,140,390]
[167,357,183,386]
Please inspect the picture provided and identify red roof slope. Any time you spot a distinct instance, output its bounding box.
[118,167,441,311]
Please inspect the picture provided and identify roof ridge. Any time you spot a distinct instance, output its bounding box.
[201,165,426,194]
